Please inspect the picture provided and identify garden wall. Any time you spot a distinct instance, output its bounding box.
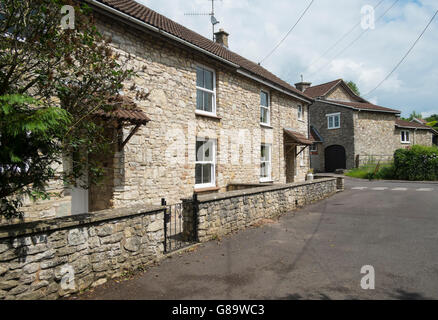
[0,205,165,300]
[183,177,341,242]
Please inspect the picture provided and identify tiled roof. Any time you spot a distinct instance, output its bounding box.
[396,119,432,130]
[303,79,342,98]
[94,96,150,125]
[284,129,313,145]
[92,0,312,101]
[325,100,401,114]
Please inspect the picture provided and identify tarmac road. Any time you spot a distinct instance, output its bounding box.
[75,178,438,300]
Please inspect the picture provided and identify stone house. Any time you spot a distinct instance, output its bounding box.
[17,0,315,220]
[295,79,436,172]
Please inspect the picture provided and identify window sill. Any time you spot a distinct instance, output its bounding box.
[195,111,222,120]
[401,142,411,144]
[194,186,220,193]
[328,127,340,130]
[260,123,273,129]
[260,179,274,183]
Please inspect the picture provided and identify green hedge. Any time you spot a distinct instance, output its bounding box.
[393,145,438,181]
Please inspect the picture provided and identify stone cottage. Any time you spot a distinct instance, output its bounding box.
[18,0,315,220]
[295,79,436,172]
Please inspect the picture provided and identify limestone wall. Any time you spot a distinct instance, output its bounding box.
[187,178,339,242]
[354,111,397,161]
[95,14,311,207]
[0,205,165,300]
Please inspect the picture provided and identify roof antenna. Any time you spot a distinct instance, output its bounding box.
[301,74,304,82]
[184,0,222,41]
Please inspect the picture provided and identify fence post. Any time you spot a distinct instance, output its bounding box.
[192,193,199,242]
[162,198,167,253]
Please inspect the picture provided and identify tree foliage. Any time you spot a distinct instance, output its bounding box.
[346,80,360,96]
[0,0,142,218]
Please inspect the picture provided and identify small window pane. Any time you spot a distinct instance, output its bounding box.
[202,164,212,184]
[196,67,204,87]
[334,115,340,127]
[406,131,409,141]
[328,117,334,128]
[204,69,213,90]
[261,107,268,124]
[195,164,202,184]
[261,162,267,177]
[196,89,204,110]
[203,92,213,112]
[196,140,204,161]
[261,91,268,107]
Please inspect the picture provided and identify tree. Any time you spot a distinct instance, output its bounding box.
[0,0,144,218]
[346,80,360,96]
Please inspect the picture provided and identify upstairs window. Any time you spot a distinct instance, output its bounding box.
[298,105,303,120]
[260,91,270,125]
[401,130,410,143]
[195,138,216,188]
[327,113,340,129]
[196,66,216,114]
[260,144,272,182]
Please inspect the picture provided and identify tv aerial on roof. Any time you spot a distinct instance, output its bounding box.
[184,0,222,41]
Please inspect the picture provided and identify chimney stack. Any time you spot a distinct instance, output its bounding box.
[295,75,311,92]
[214,28,229,48]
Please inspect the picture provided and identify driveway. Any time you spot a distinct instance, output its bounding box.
[76,178,438,300]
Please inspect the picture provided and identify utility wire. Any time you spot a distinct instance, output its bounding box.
[258,0,315,65]
[308,0,398,78]
[305,0,385,74]
[364,9,438,97]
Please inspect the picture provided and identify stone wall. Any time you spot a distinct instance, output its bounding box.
[0,205,165,300]
[394,128,433,149]
[184,178,339,242]
[326,86,356,102]
[90,14,312,206]
[354,111,397,163]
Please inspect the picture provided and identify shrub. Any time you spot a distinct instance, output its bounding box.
[393,145,438,181]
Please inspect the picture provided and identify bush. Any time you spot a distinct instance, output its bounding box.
[393,145,438,181]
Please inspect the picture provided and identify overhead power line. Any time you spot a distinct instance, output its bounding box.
[305,0,385,74]
[308,0,399,78]
[258,0,315,65]
[364,9,438,97]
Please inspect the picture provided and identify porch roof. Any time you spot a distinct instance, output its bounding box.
[284,128,313,146]
[93,96,150,125]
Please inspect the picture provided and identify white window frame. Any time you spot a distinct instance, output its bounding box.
[401,130,411,144]
[298,105,303,120]
[195,138,217,188]
[310,144,317,152]
[195,65,216,116]
[326,112,341,129]
[260,90,271,126]
[260,143,272,182]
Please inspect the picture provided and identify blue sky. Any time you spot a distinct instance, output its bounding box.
[138,0,437,118]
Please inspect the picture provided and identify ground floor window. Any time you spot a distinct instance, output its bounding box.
[195,138,216,188]
[310,144,317,152]
[401,130,410,143]
[260,144,272,182]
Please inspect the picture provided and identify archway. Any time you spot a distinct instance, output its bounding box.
[325,145,346,172]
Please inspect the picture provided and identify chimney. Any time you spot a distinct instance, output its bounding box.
[295,81,312,92]
[295,75,311,92]
[214,28,229,48]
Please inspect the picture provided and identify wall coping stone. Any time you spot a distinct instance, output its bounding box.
[0,204,165,240]
[183,178,337,203]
